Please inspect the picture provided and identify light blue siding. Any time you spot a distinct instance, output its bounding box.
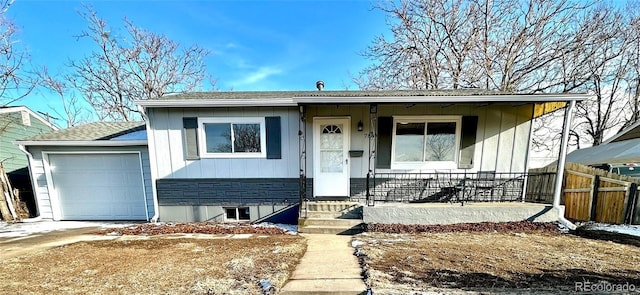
[147,107,300,179]
[148,104,535,180]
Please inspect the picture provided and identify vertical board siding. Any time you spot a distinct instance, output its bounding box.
[26,145,155,220]
[149,107,299,179]
[496,111,516,172]
[481,108,501,172]
[148,104,535,180]
[511,112,532,173]
[374,104,532,174]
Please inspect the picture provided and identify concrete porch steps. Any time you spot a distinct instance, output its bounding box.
[298,201,364,235]
[305,201,360,212]
[299,225,364,235]
[301,218,363,227]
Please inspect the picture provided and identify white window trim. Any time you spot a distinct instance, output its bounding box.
[198,117,267,158]
[224,207,251,222]
[391,115,462,170]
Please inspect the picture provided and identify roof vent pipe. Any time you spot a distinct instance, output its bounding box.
[316,80,324,91]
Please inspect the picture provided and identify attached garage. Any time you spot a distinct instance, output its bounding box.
[16,122,155,221]
[46,153,147,220]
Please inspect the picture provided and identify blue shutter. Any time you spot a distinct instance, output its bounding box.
[458,116,478,169]
[183,117,199,160]
[377,117,393,169]
[265,116,282,159]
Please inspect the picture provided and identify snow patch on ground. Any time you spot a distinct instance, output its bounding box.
[351,240,365,247]
[0,220,136,238]
[256,223,298,233]
[579,222,640,238]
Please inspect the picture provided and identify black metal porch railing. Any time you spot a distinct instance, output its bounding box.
[364,171,553,206]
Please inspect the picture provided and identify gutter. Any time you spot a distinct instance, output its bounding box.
[16,140,147,146]
[552,100,577,230]
[135,94,590,108]
[17,144,41,218]
[138,105,160,223]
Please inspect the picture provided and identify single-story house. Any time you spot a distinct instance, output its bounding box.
[16,90,587,223]
[16,122,154,220]
[135,89,585,222]
[1,106,57,216]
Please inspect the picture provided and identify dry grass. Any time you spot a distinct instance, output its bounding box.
[0,235,306,294]
[356,232,640,294]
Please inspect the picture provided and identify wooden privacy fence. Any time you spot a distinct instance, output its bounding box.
[527,162,640,225]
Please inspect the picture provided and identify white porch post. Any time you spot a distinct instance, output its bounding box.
[553,100,576,207]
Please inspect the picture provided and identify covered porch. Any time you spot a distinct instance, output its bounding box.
[296,93,580,204]
[295,91,585,230]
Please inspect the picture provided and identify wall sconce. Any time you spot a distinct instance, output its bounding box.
[357,120,364,132]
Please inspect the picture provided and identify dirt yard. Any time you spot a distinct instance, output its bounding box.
[355,223,640,294]
[0,235,305,294]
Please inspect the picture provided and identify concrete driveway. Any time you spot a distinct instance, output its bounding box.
[0,220,135,260]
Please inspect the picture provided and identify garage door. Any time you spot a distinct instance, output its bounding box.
[48,153,147,220]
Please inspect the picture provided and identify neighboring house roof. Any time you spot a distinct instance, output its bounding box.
[1,106,58,173]
[0,106,58,130]
[16,121,147,146]
[566,138,640,165]
[603,120,640,144]
[136,90,589,118]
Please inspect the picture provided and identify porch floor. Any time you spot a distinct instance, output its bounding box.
[362,202,560,225]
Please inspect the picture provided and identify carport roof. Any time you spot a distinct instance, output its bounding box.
[16,122,146,146]
[566,138,640,165]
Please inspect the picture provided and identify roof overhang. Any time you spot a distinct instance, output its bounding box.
[15,140,148,147]
[136,98,297,108]
[135,93,589,110]
[293,94,588,104]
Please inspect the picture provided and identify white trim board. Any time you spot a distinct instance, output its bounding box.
[16,140,147,146]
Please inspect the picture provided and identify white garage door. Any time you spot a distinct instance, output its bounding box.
[48,153,147,220]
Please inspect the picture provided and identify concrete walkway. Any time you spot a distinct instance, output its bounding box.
[280,234,367,295]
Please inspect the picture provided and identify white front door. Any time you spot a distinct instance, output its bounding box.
[313,117,350,197]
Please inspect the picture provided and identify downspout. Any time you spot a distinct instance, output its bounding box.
[553,100,577,230]
[17,144,42,221]
[138,105,160,223]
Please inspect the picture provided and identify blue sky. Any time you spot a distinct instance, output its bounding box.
[7,0,387,123]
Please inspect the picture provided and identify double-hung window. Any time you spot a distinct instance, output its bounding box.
[391,116,461,169]
[198,117,267,158]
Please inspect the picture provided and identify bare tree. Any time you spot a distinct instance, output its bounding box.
[357,0,595,93]
[358,0,640,162]
[541,3,632,148]
[38,67,88,127]
[67,6,211,121]
[619,2,640,130]
[0,0,37,107]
